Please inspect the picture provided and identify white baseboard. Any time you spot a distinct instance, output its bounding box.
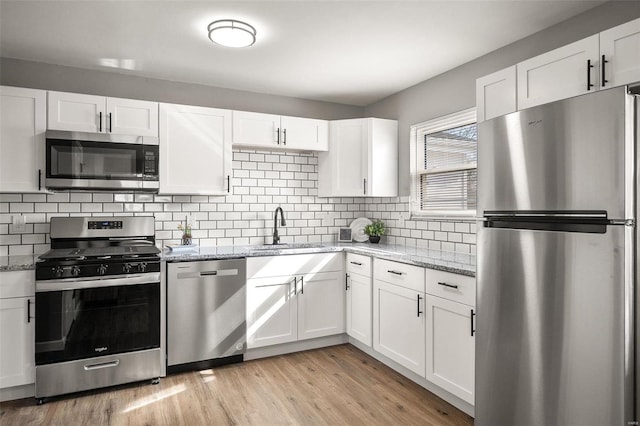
[244,334,349,361]
[0,383,34,402]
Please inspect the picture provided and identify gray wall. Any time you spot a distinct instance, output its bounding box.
[0,58,364,120]
[364,1,640,195]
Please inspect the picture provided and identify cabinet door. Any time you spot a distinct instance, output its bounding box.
[47,91,105,132]
[0,297,35,388]
[517,35,599,109]
[476,66,517,122]
[280,116,328,151]
[320,119,368,197]
[232,111,281,148]
[373,279,425,376]
[600,17,640,89]
[106,97,158,137]
[346,272,372,346]
[247,276,298,348]
[297,271,345,340]
[425,295,474,405]
[159,103,232,195]
[0,86,46,193]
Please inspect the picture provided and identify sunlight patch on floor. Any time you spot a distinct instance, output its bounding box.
[121,383,187,413]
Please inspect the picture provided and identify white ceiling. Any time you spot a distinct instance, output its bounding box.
[0,0,605,106]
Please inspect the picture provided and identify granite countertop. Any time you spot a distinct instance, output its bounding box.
[0,255,38,272]
[0,243,476,277]
[163,242,476,277]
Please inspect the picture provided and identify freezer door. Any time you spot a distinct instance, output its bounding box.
[478,86,628,219]
[476,225,629,426]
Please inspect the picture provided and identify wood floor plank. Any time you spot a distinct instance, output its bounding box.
[0,344,473,425]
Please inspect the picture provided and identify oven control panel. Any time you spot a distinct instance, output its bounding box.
[88,220,123,230]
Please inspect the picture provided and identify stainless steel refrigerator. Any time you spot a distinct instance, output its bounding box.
[476,85,638,426]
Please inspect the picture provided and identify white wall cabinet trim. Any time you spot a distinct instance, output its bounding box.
[0,86,46,193]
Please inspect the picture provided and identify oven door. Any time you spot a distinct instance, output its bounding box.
[35,273,160,365]
[45,132,159,191]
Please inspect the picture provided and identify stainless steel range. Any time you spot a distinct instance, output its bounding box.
[34,216,164,404]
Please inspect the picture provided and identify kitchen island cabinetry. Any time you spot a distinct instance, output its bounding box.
[318,118,397,197]
[232,111,328,151]
[159,103,232,195]
[0,86,46,193]
[0,270,35,401]
[345,253,372,346]
[47,91,158,136]
[246,253,344,348]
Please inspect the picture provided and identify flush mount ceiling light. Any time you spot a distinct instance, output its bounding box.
[207,19,257,48]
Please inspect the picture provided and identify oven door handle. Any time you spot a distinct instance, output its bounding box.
[36,273,160,292]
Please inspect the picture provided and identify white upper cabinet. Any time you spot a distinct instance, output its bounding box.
[106,97,158,137]
[599,17,640,89]
[0,86,46,193]
[159,103,232,195]
[232,111,280,148]
[47,91,158,136]
[279,116,328,151]
[232,111,328,151]
[476,66,517,122]
[517,35,599,109]
[318,118,397,197]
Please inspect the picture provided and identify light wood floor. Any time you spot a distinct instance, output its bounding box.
[0,344,473,425]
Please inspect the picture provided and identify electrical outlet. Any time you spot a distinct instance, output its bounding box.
[12,214,26,232]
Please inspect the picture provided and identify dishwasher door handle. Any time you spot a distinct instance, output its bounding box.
[177,269,239,279]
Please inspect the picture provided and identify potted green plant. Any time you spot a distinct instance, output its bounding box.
[177,217,192,245]
[364,220,385,244]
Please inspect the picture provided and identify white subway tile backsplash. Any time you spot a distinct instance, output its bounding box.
[0,148,477,255]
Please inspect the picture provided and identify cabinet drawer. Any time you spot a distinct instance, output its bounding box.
[426,269,475,307]
[0,270,35,299]
[373,258,424,293]
[346,253,371,276]
[247,252,343,279]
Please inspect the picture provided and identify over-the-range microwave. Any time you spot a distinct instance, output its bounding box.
[45,130,159,192]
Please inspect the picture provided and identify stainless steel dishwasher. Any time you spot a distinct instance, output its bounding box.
[167,258,246,373]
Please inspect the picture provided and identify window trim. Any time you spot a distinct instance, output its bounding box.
[409,107,477,219]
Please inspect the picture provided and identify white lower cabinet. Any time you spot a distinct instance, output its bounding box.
[346,253,372,346]
[425,295,475,405]
[246,253,344,349]
[0,271,35,391]
[373,279,425,376]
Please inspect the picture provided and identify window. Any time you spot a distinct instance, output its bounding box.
[410,108,477,218]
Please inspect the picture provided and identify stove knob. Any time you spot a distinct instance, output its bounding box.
[138,262,148,273]
[52,266,64,278]
[71,266,81,277]
[123,263,133,273]
[97,264,108,275]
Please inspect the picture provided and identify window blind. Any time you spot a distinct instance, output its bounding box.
[410,108,477,216]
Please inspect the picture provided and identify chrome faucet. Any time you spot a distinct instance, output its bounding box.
[273,206,286,244]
